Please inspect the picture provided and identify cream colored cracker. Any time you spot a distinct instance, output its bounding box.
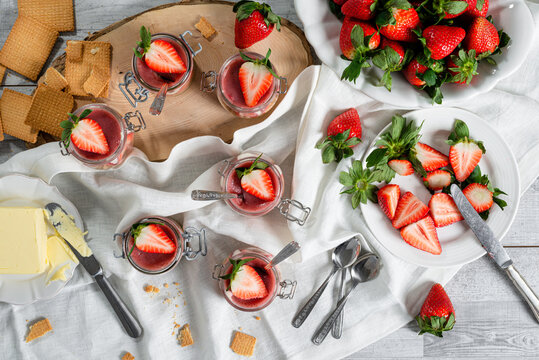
[66,41,83,62]
[0,15,58,81]
[230,331,256,357]
[83,65,110,98]
[45,68,68,91]
[18,0,74,32]
[0,89,38,143]
[25,318,52,343]
[195,17,216,39]
[65,41,111,96]
[178,324,194,347]
[121,352,135,360]
[25,84,74,138]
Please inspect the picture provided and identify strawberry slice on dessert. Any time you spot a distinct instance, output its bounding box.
[429,193,463,227]
[378,184,400,220]
[131,223,176,254]
[236,154,275,201]
[423,170,452,191]
[411,142,449,173]
[60,109,109,155]
[238,49,278,107]
[462,183,493,213]
[400,216,442,255]
[388,159,414,176]
[220,258,268,300]
[134,26,186,74]
[446,119,485,182]
[392,192,429,229]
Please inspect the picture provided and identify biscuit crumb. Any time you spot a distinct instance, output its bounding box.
[144,285,160,293]
[230,331,256,357]
[25,318,52,343]
[164,283,169,288]
[121,352,135,360]
[195,17,216,39]
[173,282,179,286]
[255,316,261,320]
[178,324,194,347]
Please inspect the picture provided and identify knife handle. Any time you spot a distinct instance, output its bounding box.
[505,264,539,323]
[95,273,144,338]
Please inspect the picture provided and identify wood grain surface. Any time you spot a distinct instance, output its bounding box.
[0,0,538,359]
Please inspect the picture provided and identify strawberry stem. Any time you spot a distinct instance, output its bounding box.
[60,109,93,147]
[220,258,256,290]
[233,0,281,31]
[235,153,269,179]
[134,26,152,58]
[239,49,279,78]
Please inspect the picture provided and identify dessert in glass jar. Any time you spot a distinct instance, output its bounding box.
[115,216,206,275]
[212,246,296,311]
[59,103,145,170]
[200,49,287,118]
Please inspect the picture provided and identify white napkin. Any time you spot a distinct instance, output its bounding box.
[1,3,539,356]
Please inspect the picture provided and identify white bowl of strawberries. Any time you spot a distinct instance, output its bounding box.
[295,0,535,107]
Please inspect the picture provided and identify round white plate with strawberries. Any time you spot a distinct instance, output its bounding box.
[294,0,535,108]
[0,175,81,305]
[360,107,520,267]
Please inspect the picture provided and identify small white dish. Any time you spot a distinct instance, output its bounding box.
[360,108,520,267]
[294,0,535,108]
[0,175,82,305]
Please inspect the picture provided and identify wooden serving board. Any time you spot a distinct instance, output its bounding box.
[47,0,313,161]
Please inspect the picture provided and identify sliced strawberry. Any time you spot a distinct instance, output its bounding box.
[388,159,414,176]
[132,223,176,254]
[462,183,493,212]
[230,264,268,300]
[143,39,186,74]
[429,193,463,227]
[71,118,110,155]
[423,170,451,191]
[400,216,442,255]
[447,119,485,182]
[412,143,449,172]
[378,184,400,220]
[238,50,276,107]
[392,192,429,229]
[241,169,275,201]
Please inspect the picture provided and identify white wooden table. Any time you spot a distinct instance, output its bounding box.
[0,0,538,358]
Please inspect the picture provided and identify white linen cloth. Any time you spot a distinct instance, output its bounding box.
[1,3,539,356]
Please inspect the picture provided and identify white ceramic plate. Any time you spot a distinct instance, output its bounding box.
[294,0,535,108]
[360,108,520,267]
[0,175,81,305]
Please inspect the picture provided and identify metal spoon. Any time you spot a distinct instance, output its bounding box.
[291,237,361,328]
[264,241,301,270]
[312,253,381,345]
[191,190,242,201]
[149,83,168,116]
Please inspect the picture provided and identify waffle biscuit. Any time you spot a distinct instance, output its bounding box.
[0,65,6,86]
[25,318,53,343]
[230,331,256,357]
[195,17,216,39]
[65,41,111,96]
[18,0,74,32]
[83,65,110,98]
[45,68,68,91]
[25,84,74,138]
[0,89,38,143]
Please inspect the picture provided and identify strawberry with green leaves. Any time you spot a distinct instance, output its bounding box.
[220,258,268,300]
[130,223,177,254]
[464,16,499,56]
[339,160,383,208]
[342,0,377,20]
[403,57,429,86]
[134,26,186,74]
[466,0,488,17]
[378,1,421,43]
[372,38,412,91]
[416,283,455,337]
[446,119,485,182]
[422,0,469,21]
[238,49,278,107]
[61,109,110,155]
[447,49,478,84]
[235,154,275,201]
[316,108,362,164]
[421,25,466,60]
[340,18,380,83]
[233,0,281,49]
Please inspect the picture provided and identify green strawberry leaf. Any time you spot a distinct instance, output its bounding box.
[328,0,345,20]
[476,0,485,10]
[444,1,468,14]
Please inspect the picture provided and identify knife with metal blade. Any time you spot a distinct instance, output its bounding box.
[451,184,539,322]
[45,203,143,338]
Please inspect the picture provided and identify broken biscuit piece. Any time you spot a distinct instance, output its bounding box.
[178,324,194,347]
[25,318,53,343]
[195,17,216,39]
[121,352,135,360]
[45,68,68,91]
[83,65,110,98]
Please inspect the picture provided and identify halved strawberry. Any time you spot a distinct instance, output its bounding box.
[392,192,429,229]
[131,223,176,254]
[411,143,449,173]
[423,170,451,191]
[378,184,400,220]
[236,154,275,201]
[220,258,268,300]
[238,49,277,107]
[429,193,463,227]
[400,216,442,254]
[134,27,186,74]
[462,183,493,212]
[61,109,109,155]
[388,159,414,176]
[446,120,485,182]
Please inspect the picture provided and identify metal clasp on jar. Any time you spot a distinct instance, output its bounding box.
[59,140,70,156]
[119,71,150,108]
[212,264,225,280]
[179,30,203,57]
[123,110,146,132]
[113,232,128,258]
[278,280,297,299]
[200,71,217,93]
[182,226,207,260]
[277,77,288,95]
[278,199,311,226]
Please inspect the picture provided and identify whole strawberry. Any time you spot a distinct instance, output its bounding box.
[372,38,409,91]
[423,25,466,60]
[416,283,455,337]
[466,0,488,17]
[379,8,421,43]
[403,58,428,86]
[447,49,478,84]
[340,17,380,82]
[342,0,376,20]
[316,108,362,163]
[233,1,281,49]
[464,16,499,56]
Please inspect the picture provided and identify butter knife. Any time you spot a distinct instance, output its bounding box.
[450,184,539,322]
[45,203,143,338]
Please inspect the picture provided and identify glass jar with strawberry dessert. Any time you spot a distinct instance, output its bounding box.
[114,216,207,275]
[191,151,311,225]
[200,49,287,118]
[59,103,146,170]
[120,26,202,112]
[212,247,296,311]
